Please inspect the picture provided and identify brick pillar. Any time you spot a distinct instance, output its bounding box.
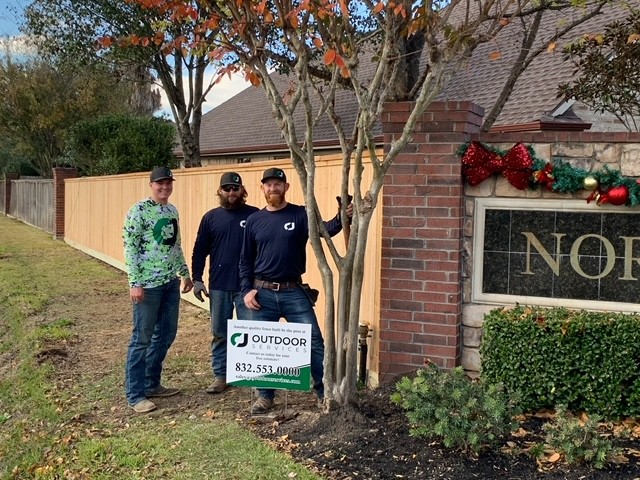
[378,101,483,381]
[52,167,78,239]
[2,173,19,215]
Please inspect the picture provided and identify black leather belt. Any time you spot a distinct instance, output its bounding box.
[254,279,299,291]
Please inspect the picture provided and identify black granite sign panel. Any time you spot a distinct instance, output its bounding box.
[481,207,640,304]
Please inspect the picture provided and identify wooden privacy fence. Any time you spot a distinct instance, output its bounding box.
[64,154,383,379]
[58,101,640,383]
[9,179,54,233]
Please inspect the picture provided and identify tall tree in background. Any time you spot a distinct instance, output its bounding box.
[0,55,150,177]
[110,0,615,407]
[0,138,30,176]
[559,8,640,132]
[24,0,219,167]
[122,64,163,117]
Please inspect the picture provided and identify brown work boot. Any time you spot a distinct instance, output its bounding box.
[205,377,227,394]
[251,396,275,414]
[146,386,181,398]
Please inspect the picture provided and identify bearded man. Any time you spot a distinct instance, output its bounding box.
[191,172,259,394]
[239,167,351,414]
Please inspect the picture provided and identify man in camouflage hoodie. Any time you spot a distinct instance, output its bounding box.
[123,166,193,413]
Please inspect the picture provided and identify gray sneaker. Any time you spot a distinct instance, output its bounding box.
[130,398,157,414]
[146,386,181,398]
[251,396,275,414]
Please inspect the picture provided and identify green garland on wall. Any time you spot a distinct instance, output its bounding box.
[457,141,640,207]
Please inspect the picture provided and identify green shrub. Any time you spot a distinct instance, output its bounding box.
[391,363,520,455]
[542,405,620,469]
[66,114,178,176]
[481,306,640,418]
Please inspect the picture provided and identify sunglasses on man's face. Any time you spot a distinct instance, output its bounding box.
[221,185,240,192]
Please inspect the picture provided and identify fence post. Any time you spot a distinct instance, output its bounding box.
[378,101,484,381]
[52,167,78,239]
[2,173,19,215]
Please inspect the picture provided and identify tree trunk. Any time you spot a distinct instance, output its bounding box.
[175,121,202,168]
[153,53,202,168]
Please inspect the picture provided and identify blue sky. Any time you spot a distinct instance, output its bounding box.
[0,0,25,37]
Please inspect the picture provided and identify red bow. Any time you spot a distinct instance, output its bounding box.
[462,142,533,190]
[533,163,555,190]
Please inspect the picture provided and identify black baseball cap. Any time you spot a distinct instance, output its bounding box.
[150,166,174,182]
[220,172,243,187]
[261,167,287,183]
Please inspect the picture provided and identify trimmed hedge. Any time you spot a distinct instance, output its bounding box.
[480,306,640,418]
[66,114,178,176]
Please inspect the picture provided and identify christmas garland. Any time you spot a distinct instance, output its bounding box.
[457,141,640,207]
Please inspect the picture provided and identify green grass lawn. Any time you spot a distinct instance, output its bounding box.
[0,215,322,480]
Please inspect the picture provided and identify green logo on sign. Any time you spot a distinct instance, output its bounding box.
[231,333,248,347]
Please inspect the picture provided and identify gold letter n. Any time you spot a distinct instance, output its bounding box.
[522,232,566,276]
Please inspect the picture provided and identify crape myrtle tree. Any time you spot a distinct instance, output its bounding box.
[559,8,640,132]
[24,0,220,167]
[118,0,602,407]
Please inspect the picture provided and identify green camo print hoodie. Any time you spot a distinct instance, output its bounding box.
[123,198,190,288]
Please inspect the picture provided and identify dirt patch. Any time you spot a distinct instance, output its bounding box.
[41,288,640,480]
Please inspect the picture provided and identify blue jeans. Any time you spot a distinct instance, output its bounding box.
[125,278,180,405]
[209,290,250,378]
[247,286,324,400]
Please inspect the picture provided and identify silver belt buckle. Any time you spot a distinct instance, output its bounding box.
[272,282,280,291]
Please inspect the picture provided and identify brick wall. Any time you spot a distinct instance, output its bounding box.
[378,101,484,381]
[52,168,78,239]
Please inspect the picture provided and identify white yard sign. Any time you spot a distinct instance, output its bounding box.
[227,320,311,391]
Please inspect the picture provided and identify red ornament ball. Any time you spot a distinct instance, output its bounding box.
[600,185,629,206]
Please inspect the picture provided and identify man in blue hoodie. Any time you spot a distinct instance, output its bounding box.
[191,172,259,394]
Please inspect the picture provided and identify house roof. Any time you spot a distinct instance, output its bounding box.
[198,73,365,157]
[196,1,636,157]
[437,2,633,128]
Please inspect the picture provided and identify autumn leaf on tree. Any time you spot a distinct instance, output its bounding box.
[324,49,337,65]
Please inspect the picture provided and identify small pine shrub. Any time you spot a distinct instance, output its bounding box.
[543,405,620,469]
[391,363,520,455]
